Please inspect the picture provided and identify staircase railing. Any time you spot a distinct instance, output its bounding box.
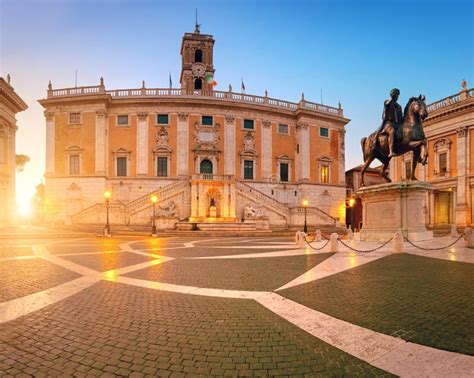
[235,181,290,220]
[126,180,189,215]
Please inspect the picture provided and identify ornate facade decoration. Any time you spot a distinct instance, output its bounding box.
[95,110,107,118]
[456,125,469,138]
[242,131,255,153]
[433,138,452,151]
[137,112,148,121]
[178,113,188,121]
[193,122,220,151]
[225,115,235,123]
[296,122,309,131]
[44,111,55,120]
[262,120,272,129]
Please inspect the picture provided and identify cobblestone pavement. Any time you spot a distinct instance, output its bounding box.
[1,234,473,376]
[125,254,333,291]
[280,253,474,355]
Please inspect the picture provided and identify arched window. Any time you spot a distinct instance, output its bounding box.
[195,49,203,63]
[200,159,213,174]
[194,78,202,90]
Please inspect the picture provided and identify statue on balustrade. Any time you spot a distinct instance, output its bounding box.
[360,89,429,186]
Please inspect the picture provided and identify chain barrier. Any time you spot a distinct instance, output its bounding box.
[403,233,464,251]
[338,237,393,253]
[303,236,330,251]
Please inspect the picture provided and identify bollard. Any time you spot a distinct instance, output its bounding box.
[329,233,339,252]
[465,227,473,248]
[393,231,403,253]
[315,229,322,242]
[295,231,307,248]
[347,227,354,240]
[451,224,458,238]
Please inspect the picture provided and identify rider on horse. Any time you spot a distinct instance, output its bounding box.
[376,88,404,158]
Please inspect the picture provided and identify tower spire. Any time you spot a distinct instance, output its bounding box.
[194,8,200,33]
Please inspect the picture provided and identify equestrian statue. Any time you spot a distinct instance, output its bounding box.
[360,88,429,186]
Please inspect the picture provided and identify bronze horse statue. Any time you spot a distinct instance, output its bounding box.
[360,95,429,186]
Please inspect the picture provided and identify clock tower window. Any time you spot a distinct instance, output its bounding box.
[194,78,202,90]
[195,49,203,63]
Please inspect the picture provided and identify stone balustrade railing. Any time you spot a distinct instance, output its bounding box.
[427,88,473,112]
[192,174,235,181]
[47,85,343,117]
[235,181,289,219]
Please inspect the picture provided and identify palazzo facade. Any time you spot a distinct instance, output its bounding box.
[391,82,474,228]
[39,27,349,230]
[0,76,27,225]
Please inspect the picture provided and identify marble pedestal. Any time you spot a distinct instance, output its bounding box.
[356,181,433,242]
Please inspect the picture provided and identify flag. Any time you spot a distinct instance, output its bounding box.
[205,73,217,87]
[241,77,246,93]
[169,72,172,88]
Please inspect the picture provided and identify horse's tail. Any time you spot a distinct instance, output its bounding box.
[361,137,368,161]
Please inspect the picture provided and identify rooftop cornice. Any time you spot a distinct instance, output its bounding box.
[38,85,348,122]
[0,78,28,113]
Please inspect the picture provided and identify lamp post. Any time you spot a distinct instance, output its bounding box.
[151,194,158,237]
[348,197,355,231]
[104,190,112,237]
[302,199,309,234]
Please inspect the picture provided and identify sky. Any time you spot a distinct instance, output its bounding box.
[1,0,473,212]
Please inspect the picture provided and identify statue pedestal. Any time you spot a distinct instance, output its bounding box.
[155,216,179,231]
[209,206,217,218]
[356,181,433,242]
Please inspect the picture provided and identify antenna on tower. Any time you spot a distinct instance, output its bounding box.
[194,8,201,33]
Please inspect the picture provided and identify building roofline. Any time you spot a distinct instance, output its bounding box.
[0,77,28,113]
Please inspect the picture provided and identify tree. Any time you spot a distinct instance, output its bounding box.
[15,154,30,172]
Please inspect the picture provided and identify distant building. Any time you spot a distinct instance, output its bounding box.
[39,25,349,230]
[345,164,387,230]
[0,76,28,225]
[391,82,474,228]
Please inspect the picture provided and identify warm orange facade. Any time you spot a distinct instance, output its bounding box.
[39,28,349,228]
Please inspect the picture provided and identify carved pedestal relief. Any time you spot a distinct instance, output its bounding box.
[193,121,221,174]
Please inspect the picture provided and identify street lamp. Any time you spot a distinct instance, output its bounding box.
[104,190,112,237]
[150,194,158,236]
[348,197,355,231]
[302,199,309,233]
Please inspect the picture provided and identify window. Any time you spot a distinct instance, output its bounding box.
[69,155,80,175]
[116,157,127,176]
[243,119,254,130]
[69,112,81,124]
[194,78,202,90]
[117,115,129,126]
[157,157,168,177]
[439,152,447,175]
[320,165,329,183]
[157,114,169,125]
[405,161,412,180]
[278,124,289,134]
[280,163,289,182]
[296,144,299,154]
[200,159,213,174]
[320,127,329,137]
[202,115,213,126]
[244,160,254,180]
[195,49,203,63]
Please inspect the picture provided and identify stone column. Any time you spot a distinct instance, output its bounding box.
[45,111,55,175]
[338,129,346,185]
[95,110,107,175]
[261,120,272,180]
[177,113,189,176]
[224,115,236,176]
[296,122,310,182]
[455,126,469,226]
[136,113,149,176]
[6,124,16,223]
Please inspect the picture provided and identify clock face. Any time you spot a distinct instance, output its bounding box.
[191,63,206,78]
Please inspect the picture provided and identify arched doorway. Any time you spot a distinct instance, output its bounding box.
[200,159,213,174]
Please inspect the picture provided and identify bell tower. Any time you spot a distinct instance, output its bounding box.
[180,16,215,94]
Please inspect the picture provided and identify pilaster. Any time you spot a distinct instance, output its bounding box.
[456,126,469,226]
[45,111,55,175]
[177,113,189,176]
[224,115,236,175]
[95,110,107,175]
[338,129,346,185]
[261,120,272,179]
[296,122,310,182]
[136,112,149,176]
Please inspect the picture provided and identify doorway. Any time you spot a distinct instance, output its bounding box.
[200,159,213,174]
[434,191,453,225]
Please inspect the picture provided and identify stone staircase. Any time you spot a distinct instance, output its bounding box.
[70,180,189,225]
[235,181,290,222]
